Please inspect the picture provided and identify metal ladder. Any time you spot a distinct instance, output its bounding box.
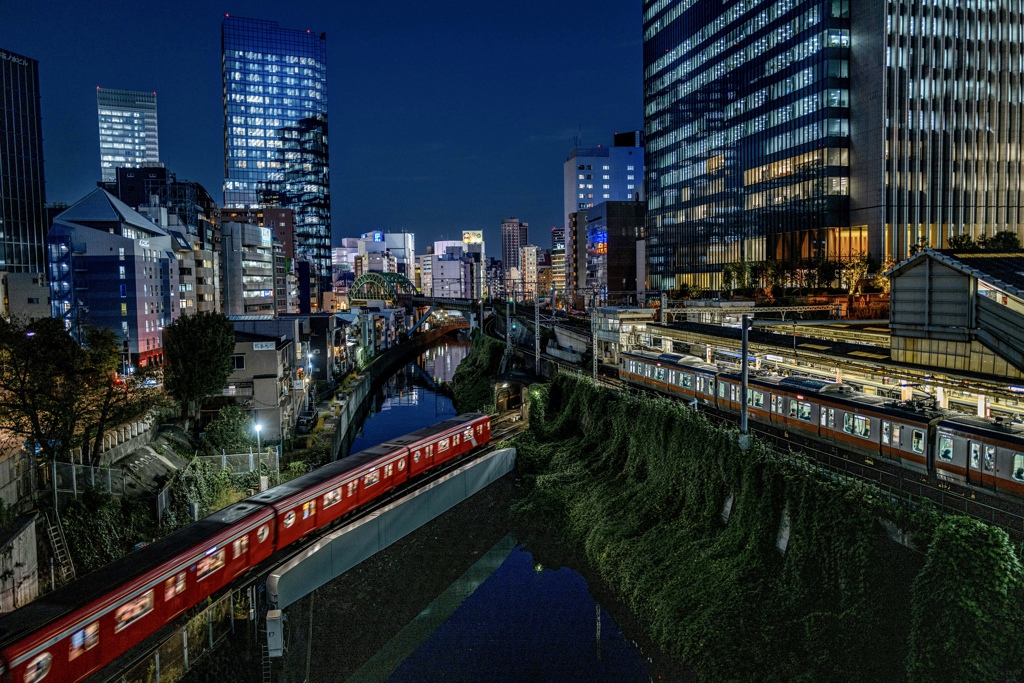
[44,511,75,587]
[261,644,272,683]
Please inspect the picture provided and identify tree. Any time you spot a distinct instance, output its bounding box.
[204,404,256,452]
[79,327,166,464]
[163,312,236,431]
[978,230,1023,252]
[873,257,898,295]
[842,255,871,295]
[948,233,976,251]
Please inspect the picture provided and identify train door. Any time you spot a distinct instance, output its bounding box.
[980,443,998,490]
[967,441,987,487]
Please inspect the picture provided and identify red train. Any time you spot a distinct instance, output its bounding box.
[0,413,491,683]
[619,351,1024,498]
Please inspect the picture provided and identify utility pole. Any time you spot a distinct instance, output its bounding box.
[535,296,541,376]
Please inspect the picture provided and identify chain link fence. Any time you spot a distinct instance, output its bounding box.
[49,460,128,509]
[197,446,280,479]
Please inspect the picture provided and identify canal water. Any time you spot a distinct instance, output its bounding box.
[327,341,653,682]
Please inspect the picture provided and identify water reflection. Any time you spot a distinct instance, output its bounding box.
[350,341,470,453]
[377,543,650,683]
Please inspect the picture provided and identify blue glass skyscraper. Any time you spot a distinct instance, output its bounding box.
[222,16,331,280]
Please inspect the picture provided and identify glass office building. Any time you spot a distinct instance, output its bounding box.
[97,88,160,183]
[0,47,47,273]
[644,0,853,290]
[222,16,331,280]
[644,0,1024,290]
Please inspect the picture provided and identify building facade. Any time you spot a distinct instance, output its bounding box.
[220,221,275,316]
[551,226,566,296]
[96,88,160,183]
[563,133,644,232]
[0,48,47,274]
[586,201,646,303]
[644,0,1024,290]
[48,189,180,368]
[501,217,528,271]
[222,16,331,281]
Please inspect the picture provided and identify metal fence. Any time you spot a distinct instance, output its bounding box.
[197,447,280,479]
[112,591,236,683]
[50,460,128,509]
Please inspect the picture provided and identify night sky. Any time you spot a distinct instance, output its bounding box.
[0,1,643,259]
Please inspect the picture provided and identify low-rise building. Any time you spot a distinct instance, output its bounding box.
[220,331,302,440]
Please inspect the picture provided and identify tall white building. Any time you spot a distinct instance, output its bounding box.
[97,88,160,183]
[520,245,540,301]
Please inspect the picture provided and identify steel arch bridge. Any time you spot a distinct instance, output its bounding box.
[348,272,419,304]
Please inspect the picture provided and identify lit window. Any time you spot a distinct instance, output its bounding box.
[912,430,925,454]
[114,590,155,632]
[257,525,270,543]
[283,511,296,528]
[233,534,249,558]
[164,572,186,601]
[302,500,316,519]
[69,622,99,661]
[938,435,953,462]
[24,653,52,683]
[437,438,450,453]
[324,488,342,507]
[1013,453,1024,482]
[364,470,380,487]
[196,549,226,580]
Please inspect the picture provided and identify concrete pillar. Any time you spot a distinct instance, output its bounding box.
[901,382,913,401]
[936,386,948,409]
[977,394,988,418]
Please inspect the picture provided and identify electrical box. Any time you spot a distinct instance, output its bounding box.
[267,609,284,657]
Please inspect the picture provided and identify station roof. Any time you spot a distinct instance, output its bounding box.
[887,248,1024,298]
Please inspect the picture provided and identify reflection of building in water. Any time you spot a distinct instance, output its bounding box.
[427,342,471,383]
[380,387,421,409]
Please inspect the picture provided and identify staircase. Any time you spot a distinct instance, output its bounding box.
[261,644,272,683]
[44,511,75,588]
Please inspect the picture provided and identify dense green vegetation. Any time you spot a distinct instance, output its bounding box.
[512,374,1024,683]
[450,331,504,414]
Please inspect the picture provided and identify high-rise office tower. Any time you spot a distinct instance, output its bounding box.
[643,0,1024,290]
[0,48,47,273]
[501,217,528,270]
[222,16,331,281]
[97,88,160,183]
[551,226,566,294]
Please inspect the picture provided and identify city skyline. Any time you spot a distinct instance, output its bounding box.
[0,1,642,259]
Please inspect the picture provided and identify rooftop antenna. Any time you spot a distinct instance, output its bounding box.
[574,125,583,148]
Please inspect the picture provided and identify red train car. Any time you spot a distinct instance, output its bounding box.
[0,414,493,683]
[0,502,273,683]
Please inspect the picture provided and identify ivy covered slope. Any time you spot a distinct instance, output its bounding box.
[450,331,504,414]
[514,374,1024,683]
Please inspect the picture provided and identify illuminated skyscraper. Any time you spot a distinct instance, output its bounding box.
[97,88,159,183]
[222,16,331,281]
[644,0,1024,290]
[0,47,47,273]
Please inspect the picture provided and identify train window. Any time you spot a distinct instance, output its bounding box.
[398,459,406,471]
[912,430,925,454]
[365,470,381,487]
[679,373,692,388]
[984,446,996,472]
[718,382,727,398]
[69,622,99,661]
[882,422,891,445]
[464,428,474,441]
[413,450,422,463]
[283,511,296,528]
[302,501,316,519]
[476,425,483,435]
[731,385,738,401]
[655,367,665,381]
[628,360,636,374]
[788,400,812,422]
[426,445,434,456]
[844,414,871,438]
[820,407,827,426]
[437,439,450,453]
[114,590,154,632]
[892,425,901,444]
[1013,454,1024,482]
[257,525,270,543]
[324,488,342,508]
[347,481,358,497]
[233,534,249,558]
[746,390,764,408]
[771,395,778,412]
[385,463,393,478]
[709,379,715,394]
[23,653,51,683]
[453,434,461,446]
[828,409,835,429]
[938,435,953,462]
[197,550,226,581]
[164,572,186,601]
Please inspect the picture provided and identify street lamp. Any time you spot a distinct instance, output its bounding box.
[254,423,262,455]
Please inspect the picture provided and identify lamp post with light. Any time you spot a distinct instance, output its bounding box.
[254,423,262,456]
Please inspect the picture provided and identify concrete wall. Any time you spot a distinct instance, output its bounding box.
[0,514,37,613]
